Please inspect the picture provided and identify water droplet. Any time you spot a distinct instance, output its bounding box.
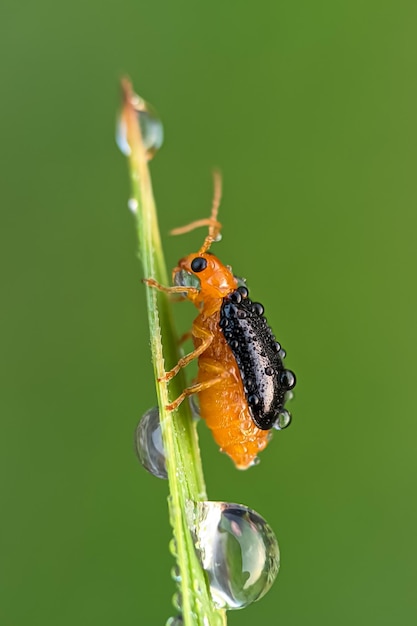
[173,269,201,290]
[116,117,130,156]
[127,198,138,214]
[172,591,183,611]
[135,407,167,479]
[273,409,292,430]
[191,501,280,609]
[284,390,294,403]
[135,399,200,478]
[171,565,181,583]
[116,94,164,160]
[280,369,296,390]
[166,615,183,626]
[169,538,178,557]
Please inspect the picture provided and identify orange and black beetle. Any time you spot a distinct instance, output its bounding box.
[146,174,295,469]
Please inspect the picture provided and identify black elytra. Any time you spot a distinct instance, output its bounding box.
[219,288,296,430]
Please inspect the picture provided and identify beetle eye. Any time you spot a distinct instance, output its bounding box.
[191,257,208,273]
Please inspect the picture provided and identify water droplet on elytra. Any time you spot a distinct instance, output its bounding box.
[280,369,296,390]
[135,407,167,479]
[235,275,247,289]
[191,501,280,609]
[273,408,292,430]
[284,390,294,403]
[116,93,164,160]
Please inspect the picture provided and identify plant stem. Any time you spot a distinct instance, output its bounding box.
[120,78,226,626]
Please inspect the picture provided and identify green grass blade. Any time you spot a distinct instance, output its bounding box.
[120,78,226,626]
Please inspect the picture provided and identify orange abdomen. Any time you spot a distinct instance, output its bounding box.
[194,311,270,470]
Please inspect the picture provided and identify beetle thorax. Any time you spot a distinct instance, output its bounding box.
[177,252,237,311]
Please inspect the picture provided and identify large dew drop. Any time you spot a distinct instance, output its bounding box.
[135,407,167,479]
[191,501,280,609]
[116,93,164,160]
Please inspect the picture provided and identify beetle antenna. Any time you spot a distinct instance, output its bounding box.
[170,170,223,252]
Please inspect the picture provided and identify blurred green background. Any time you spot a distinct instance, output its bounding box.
[1,0,417,624]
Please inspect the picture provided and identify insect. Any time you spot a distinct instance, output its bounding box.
[145,173,296,469]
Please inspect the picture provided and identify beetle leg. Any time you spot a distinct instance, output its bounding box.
[158,326,213,382]
[166,371,227,412]
[178,330,193,345]
[143,278,199,297]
